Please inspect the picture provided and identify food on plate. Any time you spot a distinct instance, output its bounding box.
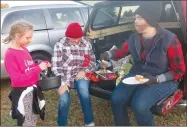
[108,73,117,79]
[100,73,117,80]
[85,72,117,82]
[135,75,144,80]
[135,75,146,82]
[98,69,107,74]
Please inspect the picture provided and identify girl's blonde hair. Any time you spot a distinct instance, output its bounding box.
[2,20,34,44]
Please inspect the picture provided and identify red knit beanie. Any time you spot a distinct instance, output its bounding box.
[65,23,83,38]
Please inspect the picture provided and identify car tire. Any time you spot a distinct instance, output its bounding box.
[31,52,52,79]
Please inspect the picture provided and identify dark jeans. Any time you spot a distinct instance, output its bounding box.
[57,79,94,126]
[111,73,177,126]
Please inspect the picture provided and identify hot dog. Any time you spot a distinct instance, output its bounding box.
[135,75,146,82]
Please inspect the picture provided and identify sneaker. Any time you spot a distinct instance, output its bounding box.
[85,122,95,126]
[179,99,187,106]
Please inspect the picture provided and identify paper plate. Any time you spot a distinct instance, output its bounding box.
[122,77,149,85]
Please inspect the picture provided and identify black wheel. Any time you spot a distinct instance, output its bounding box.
[31,52,52,79]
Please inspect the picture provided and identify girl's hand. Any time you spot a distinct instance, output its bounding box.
[43,61,52,67]
[39,62,48,70]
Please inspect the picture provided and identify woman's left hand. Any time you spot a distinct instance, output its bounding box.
[76,71,86,80]
[143,75,159,85]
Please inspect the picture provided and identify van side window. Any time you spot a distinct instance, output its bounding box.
[48,8,84,29]
[119,5,139,24]
[82,7,92,21]
[92,6,120,29]
[2,9,47,34]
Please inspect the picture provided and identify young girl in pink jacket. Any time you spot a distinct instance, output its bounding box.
[3,21,51,126]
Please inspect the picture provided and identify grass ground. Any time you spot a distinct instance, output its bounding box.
[1,80,186,126]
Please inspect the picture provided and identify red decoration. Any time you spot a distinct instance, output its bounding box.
[82,54,91,67]
[86,72,99,82]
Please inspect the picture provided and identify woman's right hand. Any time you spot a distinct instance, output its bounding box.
[58,84,69,95]
[39,62,48,70]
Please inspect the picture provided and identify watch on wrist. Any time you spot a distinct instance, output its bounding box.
[156,76,160,83]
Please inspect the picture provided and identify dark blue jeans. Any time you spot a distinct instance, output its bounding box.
[57,79,94,126]
[111,73,178,126]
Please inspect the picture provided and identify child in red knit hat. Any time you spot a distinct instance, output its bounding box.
[52,22,96,126]
[65,23,84,38]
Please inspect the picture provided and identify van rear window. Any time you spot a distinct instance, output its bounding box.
[2,9,47,34]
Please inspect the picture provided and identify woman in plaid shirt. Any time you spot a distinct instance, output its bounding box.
[52,23,96,126]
